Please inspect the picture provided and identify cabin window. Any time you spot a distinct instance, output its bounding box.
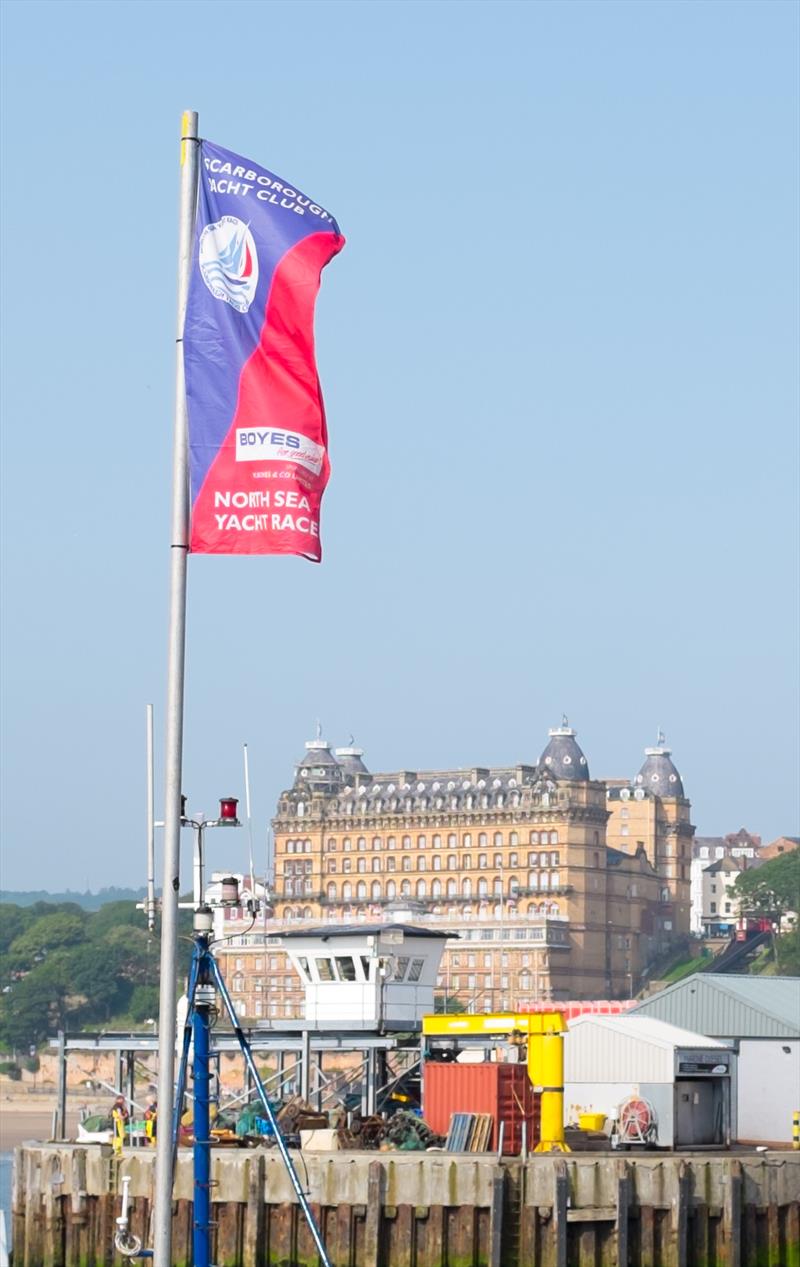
[407,958,425,983]
[335,956,357,982]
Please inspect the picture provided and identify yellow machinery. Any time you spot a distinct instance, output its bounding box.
[421,1011,569,1152]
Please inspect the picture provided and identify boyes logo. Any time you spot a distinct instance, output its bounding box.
[199,216,258,314]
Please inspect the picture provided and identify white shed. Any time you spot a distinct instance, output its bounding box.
[280,923,449,1030]
[564,1014,736,1148]
[633,974,800,1144]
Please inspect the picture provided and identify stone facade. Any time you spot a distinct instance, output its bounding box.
[241,722,694,1012]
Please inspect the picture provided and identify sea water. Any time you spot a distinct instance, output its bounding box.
[0,1153,11,1253]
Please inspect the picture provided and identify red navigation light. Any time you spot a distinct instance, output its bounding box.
[219,797,239,824]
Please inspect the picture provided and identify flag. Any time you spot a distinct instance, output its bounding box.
[183,141,344,559]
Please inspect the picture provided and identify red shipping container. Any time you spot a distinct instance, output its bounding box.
[422,1061,540,1154]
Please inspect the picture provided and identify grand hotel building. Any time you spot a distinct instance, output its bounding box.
[216,723,694,1019]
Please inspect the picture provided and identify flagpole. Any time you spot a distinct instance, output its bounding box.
[152,108,199,1267]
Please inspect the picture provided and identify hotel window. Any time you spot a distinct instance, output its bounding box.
[464,834,472,848]
[509,853,518,867]
[549,831,558,845]
[327,839,336,851]
[343,837,352,851]
[528,852,538,866]
[372,837,381,850]
[432,856,442,871]
[509,876,519,895]
[371,881,381,899]
[417,879,427,898]
[387,836,396,851]
[327,859,336,872]
[402,856,412,871]
[387,857,396,872]
[418,858,427,871]
[510,832,518,846]
[478,853,487,869]
[528,872,538,888]
[269,956,278,970]
[402,836,412,849]
[478,877,488,897]
[447,855,458,870]
[494,853,502,868]
[432,879,442,897]
[342,858,352,873]
[462,878,472,897]
[358,837,367,851]
[550,852,560,866]
[433,834,442,848]
[447,879,457,897]
[493,878,502,896]
[478,833,487,847]
[326,882,336,899]
[530,831,539,845]
[372,857,381,872]
[356,881,366,899]
[446,834,456,847]
[493,833,503,847]
[462,854,472,869]
[342,882,352,899]
[551,872,560,888]
[401,880,411,896]
[540,873,549,889]
[418,835,427,849]
[483,954,492,968]
[468,975,476,989]
[386,880,396,899]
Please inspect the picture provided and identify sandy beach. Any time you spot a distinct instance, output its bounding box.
[0,1095,80,1151]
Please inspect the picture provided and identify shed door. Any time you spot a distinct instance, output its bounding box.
[675,1079,721,1145]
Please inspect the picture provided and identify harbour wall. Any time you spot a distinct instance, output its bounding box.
[13,1143,800,1267]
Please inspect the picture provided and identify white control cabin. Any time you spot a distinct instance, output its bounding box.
[279,924,449,1030]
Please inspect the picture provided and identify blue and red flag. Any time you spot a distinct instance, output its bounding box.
[183,141,344,559]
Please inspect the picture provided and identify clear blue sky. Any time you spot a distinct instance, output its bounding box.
[1,0,797,891]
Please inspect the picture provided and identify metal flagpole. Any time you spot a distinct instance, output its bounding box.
[145,703,156,933]
[243,743,256,896]
[152,109,199,1267]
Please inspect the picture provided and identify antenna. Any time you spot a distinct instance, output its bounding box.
[243,744,255,897]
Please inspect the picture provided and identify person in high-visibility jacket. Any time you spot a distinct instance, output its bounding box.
[144,1100,158,1146]
[111,1096,129,1155]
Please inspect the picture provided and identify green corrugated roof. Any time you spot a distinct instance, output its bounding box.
[633,974,800,1039]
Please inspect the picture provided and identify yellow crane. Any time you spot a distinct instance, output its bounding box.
[421,1011,569,1152]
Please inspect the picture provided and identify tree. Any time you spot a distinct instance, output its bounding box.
[0,905,33,955]
[731,850,800,919]
[5,911,86,974]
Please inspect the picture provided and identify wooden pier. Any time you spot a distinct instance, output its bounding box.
[12,1143,800,1266]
